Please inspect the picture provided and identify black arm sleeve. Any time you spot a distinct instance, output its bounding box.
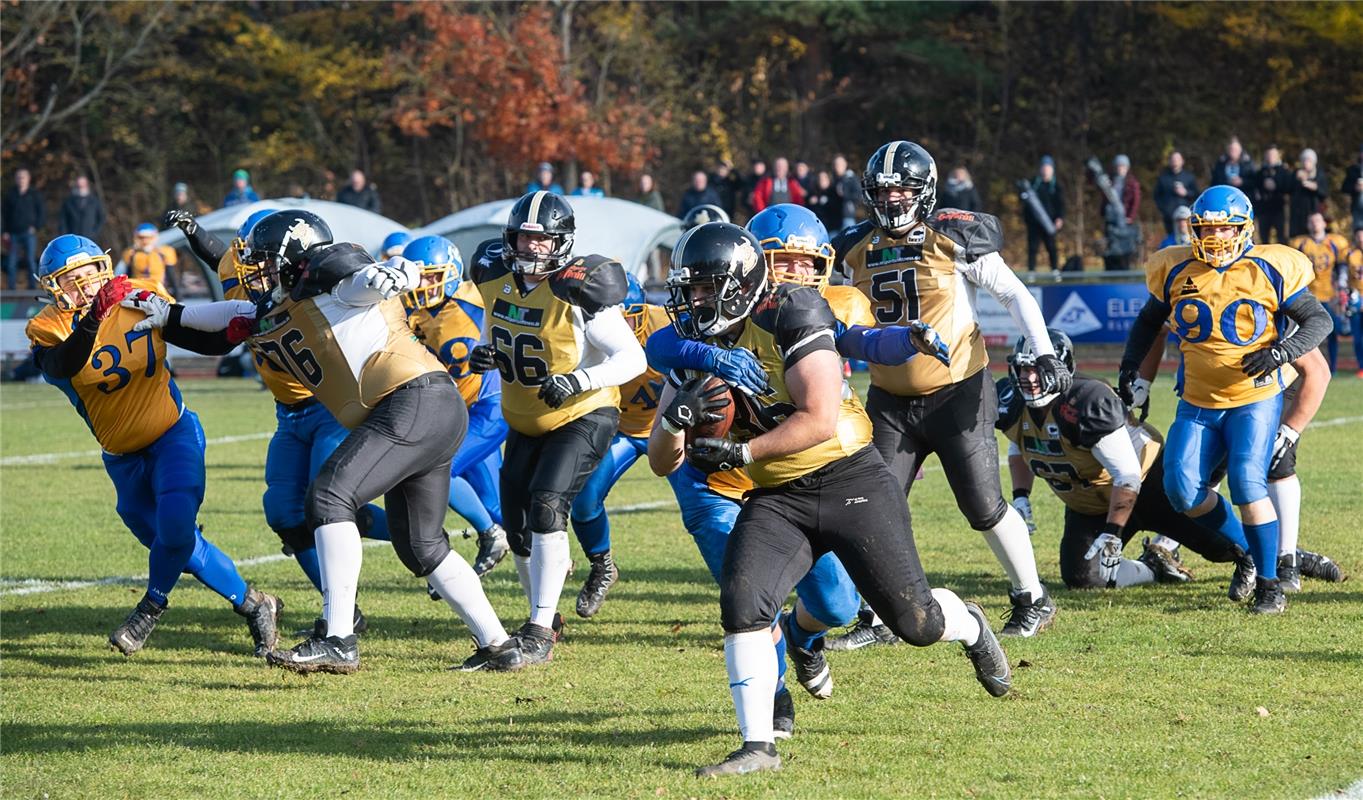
[1120,295,1171,373]
[1275,292,1332,361]
[33,313,102,380]
[184,225,228,268]
[159,305,239,356]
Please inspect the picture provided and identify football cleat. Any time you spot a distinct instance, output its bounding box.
[455,637,525,672]
[780,613,832,699]
[772,688,795,741]
[1277,553,1301,593]
[825,617,899,652]
[551,611,566,642]
[470,524,510,577]
[234,586,283,657]
[109,594,166,656]
[514,621,556,665]
[1139,538,1192,583]
[295,606,368,638]
[962,601,1011,697]
[695,742,781,778]
[575,550,620,619]
[1297,549,1345,583]
[1001,587,1056,638]
[267,621,359,674]
[1249,578,1286,615]
[1229,549,1257,602]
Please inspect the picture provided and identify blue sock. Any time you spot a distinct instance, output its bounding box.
[772,618,788,694]
[1193,493,1249,551]
[184,531,250,606]
[294,546,324,592]
[448,477,494,533]
[784,611,825,650]
[571,510,612,556]
[360,503,390,541]
[1244,520,1281,580]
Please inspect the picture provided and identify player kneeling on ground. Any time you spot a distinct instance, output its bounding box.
[650,222,1010,778]
[129,210,521,673]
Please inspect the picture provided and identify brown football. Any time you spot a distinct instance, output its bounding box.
[685,375,736,444]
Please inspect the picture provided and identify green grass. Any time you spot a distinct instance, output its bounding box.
[3,375,1362,799]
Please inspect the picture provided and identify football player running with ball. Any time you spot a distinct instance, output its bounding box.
[466,191,646,664]
[830,140,1065,642]
[1119,186,1333,614]
[26,235,281,657]
[132,210,521,672]
[651,222,1010,777]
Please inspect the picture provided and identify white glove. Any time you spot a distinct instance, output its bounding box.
[1128,377,1151,409]
[1269,423,1300,473]
[1084,532,1124,588]
[1011,496,1036,535]
[122,290,172,331]
[364,257,419,299]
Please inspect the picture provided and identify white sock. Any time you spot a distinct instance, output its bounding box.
[514,554,532,612]
[528,530,570,629]
[725,630,777,744]
[426,552,508,647]
[1268,477,1301,556]
[931,588,981,646]
[315,521,362,639]
[982,506,1045,598]
[1113,558,1156,587]
[1151,534,1181,552]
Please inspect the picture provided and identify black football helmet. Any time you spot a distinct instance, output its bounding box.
[680,203,730,230]
[504,190,575,276]
[1007,327,1075,407]
[240,210,333,296]
[861,140,937,235]
[664,222,768,340]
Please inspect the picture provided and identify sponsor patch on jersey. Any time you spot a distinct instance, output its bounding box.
[491,299,544,327]
[1022,435,1063,456]
[1179,276,1199,296]
[865,244,923,267]
[256,308,291,334]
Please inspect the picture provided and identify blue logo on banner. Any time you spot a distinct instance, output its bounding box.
[1041,284,1150,343]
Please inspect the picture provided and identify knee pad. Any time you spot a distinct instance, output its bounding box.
[272,524,315,555]
[884,602,945,647]
[392,528,452,578]
[155,490,201,549]
[1060,559,1106,590]
[262,484,305,532]
[967,496,1009,532]
[529,490,570,534]
[305,478,355,530]
[797,560,860,627]
[719,584,779,634]
[1163,468,1200,515]
[506,527,533,558]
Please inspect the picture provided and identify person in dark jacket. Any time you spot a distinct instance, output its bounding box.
[60,176,105,240]
[1210,137,1255,191]
[939,166,982,212]
[805,170,844,233]
[335,169,382,213]
[708,160,740,217]
[1289,149,1329,238]
[832,154,860,229]
[3,168,45,289]
[1025,156,1065,271]
[1153,151,1199,233]
[677,171,723,218]
[1254,146,1293,243]
[223,169,259,207]
[1341,146,1363,232]
[741,159,767,218]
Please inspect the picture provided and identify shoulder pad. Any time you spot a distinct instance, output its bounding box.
[756,284,836,353]
[469,238,511,284]
[291,243,373,300]
[924,210,1004,260]
[830,220,877,265]
[1054,376,1126,448]
[995,376,1024,432]
[549,255,628,314]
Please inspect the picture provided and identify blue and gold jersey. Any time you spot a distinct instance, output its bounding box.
[1289,233,1349,302]
[216,250,313,405]
[120,245,178,297]
[407,281,499,408]
[1145,244,1313,409]
[26,279,184,454]
[618,305,670,439]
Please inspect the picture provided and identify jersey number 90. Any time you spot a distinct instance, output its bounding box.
[1172,298,1268,346]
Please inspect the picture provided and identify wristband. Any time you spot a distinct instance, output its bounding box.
[1012,488,1030,500]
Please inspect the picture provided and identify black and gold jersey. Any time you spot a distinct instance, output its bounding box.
[834,210,1006,396]
[996,376,1162,516]
[216,248,313,405]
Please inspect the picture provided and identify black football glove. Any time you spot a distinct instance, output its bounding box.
[687,437,753,474]
[1036,353,1073,394]
[1241,344,1289,379]
[538,373,584,409]
[162,210,197,235]
[468,344,498,374]
[662,376,732,434]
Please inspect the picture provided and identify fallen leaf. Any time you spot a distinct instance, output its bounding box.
[1256,706,1270,718]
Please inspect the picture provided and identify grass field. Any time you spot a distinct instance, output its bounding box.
[2,374,1362,799]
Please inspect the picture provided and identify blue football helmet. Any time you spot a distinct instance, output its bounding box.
[745,203,836,288]
[400,235,463,311]
[134,222,158,237]
[37,234,113,311]
[1189,186,1255,268]
[381,231,412,258]
[623,271,646,326]
[231,208,278,300]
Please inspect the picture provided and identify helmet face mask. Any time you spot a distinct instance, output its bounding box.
[37,235,114,312]
[240,211,333,299]
[1007,328,1074,408]
[862,141,937,235]
[664,222,768,341]
[400,235,464,311]
[1189,186,1255,268]
[747,203,835,289]
[504,191,576,276]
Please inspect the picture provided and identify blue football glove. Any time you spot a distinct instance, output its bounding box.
[703,346,769,396]
[907,321,950,367]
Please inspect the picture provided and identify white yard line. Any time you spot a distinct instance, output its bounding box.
[1310,414,1363,429]
[0,431,273,466]
[1312,778,1363,800]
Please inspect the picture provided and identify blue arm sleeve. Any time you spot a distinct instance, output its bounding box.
[837,325,916,365]
[645,323,718,374]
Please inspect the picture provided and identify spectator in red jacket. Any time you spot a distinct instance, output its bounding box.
[752,157,805,212]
